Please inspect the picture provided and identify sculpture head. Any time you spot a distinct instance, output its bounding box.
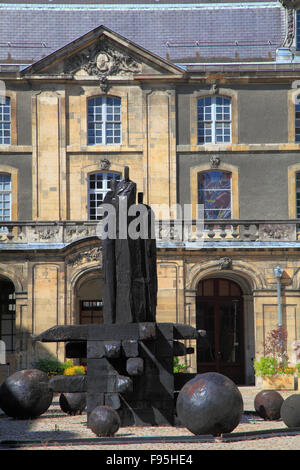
[124,166,130,182]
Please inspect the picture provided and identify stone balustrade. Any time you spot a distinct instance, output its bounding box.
[0,220,299,247]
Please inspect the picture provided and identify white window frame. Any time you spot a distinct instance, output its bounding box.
[0,97,11,145]
[88,172,121,220]
[197,96,232,145]
[0,173,11,222]
[87,96,121,145]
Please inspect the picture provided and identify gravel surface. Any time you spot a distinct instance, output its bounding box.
[0,389,300,451]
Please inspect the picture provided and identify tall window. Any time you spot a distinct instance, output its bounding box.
[296,172,300,218]
[0,97,11,145]
[295,100,300,142]
[197,96,231,144]
[297,10,300,51]
[87,96,121,145]
[198,170,232,220]
[0,174,11,221]
[88,172,120,220]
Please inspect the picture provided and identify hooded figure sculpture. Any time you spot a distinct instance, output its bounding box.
[102,166,157,324]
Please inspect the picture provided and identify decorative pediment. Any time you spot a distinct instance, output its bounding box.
[21,25,184,83]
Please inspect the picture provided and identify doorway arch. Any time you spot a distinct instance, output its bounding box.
[196,276,252,385]
[73,269,103,325]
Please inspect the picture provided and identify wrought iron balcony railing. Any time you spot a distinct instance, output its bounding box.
[0,220,299,247]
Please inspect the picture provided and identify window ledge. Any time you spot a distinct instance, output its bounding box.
[177,143,300,152]
[67,145,143,153]
[0,145,32,153]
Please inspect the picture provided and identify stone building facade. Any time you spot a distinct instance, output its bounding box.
[1,0,300,385]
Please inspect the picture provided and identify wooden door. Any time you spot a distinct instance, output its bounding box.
[80,300,103,324]
[196,278,245,384]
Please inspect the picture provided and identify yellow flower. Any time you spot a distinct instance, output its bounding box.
[64,366,85,376]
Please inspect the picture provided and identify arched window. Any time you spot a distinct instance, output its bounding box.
[0,173,11,221]
[87,96,121,145]
[88,172,121,220]
[197,96,231,144]
[198,170,232,220]
[0,97,11,145]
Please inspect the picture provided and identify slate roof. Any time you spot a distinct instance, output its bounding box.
[0,2,285,66]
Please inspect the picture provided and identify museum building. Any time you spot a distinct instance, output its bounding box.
[1,0,300,385]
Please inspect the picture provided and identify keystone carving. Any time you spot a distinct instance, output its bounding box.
[98,158,111,170]
[210,155,221,169]
[210,83,219,95]
[219,257,232,270]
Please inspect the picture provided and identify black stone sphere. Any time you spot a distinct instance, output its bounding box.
[88,405,121,437]
[59,392,86,416]
[0,369,53,419]
[281,394,300,427]
[254,390,284,420]
[176,372,244,436]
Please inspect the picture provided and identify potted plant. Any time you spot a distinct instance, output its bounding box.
[254,327,297,390]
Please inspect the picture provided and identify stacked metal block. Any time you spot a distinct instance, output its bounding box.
[34,322,198,426]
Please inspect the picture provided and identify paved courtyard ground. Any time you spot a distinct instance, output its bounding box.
[0,387,300,451]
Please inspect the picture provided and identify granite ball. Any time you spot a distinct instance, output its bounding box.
[254,390,284,420]
[281,394,300,427]
[88,405,121,437]
[59,392,86,416]
[176,372,244,436]
[0,369,53,419]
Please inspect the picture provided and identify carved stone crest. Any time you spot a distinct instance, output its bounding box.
[67,246,102,268]
[259,224,296,241]
[219,257,232,270]
[64,40,141,91]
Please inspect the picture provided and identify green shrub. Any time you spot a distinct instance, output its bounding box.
[173,356,189,374]
[33,357,75,378]
[253,356,279,378]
